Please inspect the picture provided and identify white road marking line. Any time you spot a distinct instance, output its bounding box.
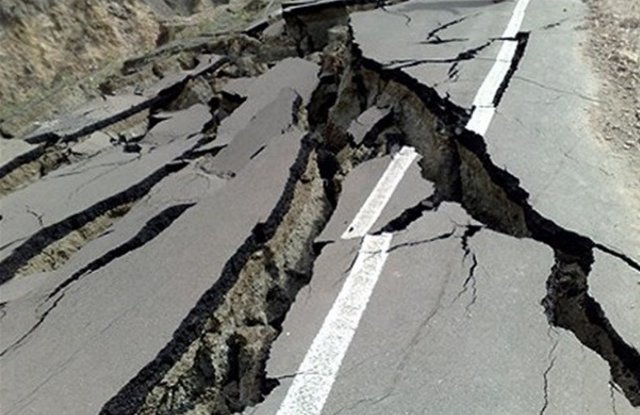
[467,0,531,136]
[275,2,533,414]
[341,146,418,239]
[465,106,496,139]
[275,233,393,415]
[503,0,532,38]
[469,40,520,110]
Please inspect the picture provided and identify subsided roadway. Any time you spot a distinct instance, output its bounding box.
[0,0,638,414]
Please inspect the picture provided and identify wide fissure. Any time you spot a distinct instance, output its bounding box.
[100,7,639,412]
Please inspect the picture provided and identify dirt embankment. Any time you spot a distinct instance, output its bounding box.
[583,0,639,153]
[0,0,267,138]
[0,1,159,111]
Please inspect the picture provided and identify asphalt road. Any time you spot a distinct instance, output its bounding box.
[250,1,640,414]
[0,0,638,414]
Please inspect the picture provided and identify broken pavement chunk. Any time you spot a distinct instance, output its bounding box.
[0,129,310,415]
[0,164,226,357]
[24,55,227,145]
[215,58,319,146]
[69,131,113,156]
[317,155,390,240]
[0,138,37,167]
[142,104,212,146]
[350,1,506,108]
[347,106,391,145]
[371,159,435,234]
[199,57,319,153]
[23,94,151,145]
[221,77,255,100]
[589,250,640,350]
[211,88,304,175]
[141,54,227,98]
[318,150,429,241]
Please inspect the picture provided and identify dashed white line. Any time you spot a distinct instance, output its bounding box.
[469,40,520,110]
[275,1,533,413]
[275,146,416,414]
[503,0,533,38]
[341,146,418,240]
[275,233,393,415]
[465,106,497,138]
[467,0,532,136]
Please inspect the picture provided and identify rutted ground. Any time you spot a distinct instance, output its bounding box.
[0,1,638,414]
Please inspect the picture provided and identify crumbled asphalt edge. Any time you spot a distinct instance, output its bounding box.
[11,201,136,279]
[100,135,317,415]
[0,160,190,284]
[0,203,196,358]
[99,15,389,414]
[0,143,68,197]
[349,29,640,404]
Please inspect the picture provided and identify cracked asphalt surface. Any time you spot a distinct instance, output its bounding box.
[0,0,639,414]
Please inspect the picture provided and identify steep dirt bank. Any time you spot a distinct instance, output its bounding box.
[583,0,639,148]
[0,1,159,113]
[583,0,640,193]
[0,0,270,139]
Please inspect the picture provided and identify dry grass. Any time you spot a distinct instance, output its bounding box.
[0,0,273,137]
[0,1,159,112]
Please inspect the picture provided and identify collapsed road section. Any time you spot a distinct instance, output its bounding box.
[0,0,638,414]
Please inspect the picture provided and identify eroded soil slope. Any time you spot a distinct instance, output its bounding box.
[0,0,271,138]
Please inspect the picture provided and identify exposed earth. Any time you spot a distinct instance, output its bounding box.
[582,0,640,212]
[0,0,274,138]
[584,0,639,152]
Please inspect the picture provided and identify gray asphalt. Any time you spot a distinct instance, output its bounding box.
[0,147,175,238]
[486,0,640,265]
[0,57,319,414]
[0,120,199,271]
[247,0,640,414]
[252,201,635,414]
[0,138,36,167]
[351,0,510,108]
[252,201,636,414]
[0,128,309,415]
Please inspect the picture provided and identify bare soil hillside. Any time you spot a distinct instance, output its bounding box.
[583,0,639,155]
[0,0,269,138]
